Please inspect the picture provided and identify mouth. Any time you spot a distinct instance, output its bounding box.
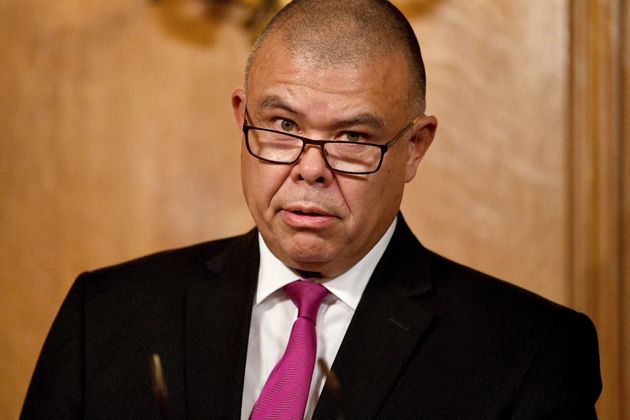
[281,205,337,229]
[284,203,333,217]
[290,209,328,217]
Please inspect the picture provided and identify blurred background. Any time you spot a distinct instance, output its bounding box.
[1,0,627,418]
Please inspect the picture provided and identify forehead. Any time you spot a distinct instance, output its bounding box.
[246,37,411,128]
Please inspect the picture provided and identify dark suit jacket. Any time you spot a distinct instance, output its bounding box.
[22,216,601,419]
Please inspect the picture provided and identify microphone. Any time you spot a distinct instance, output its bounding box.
[318,358,344,420]
[150,353,170,420]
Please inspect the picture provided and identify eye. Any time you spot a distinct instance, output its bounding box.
[279,119,296,132]
[342,131,367,142]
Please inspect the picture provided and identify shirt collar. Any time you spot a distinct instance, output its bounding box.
[256,217,397,310]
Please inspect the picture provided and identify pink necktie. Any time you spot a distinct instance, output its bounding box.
[251,280,330,420]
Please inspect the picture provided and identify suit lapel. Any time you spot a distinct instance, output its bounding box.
[314,216,435,419]
[184,230,259,418]
[181,218,434,418]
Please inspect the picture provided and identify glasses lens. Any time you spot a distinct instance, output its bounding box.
[247,128,303,163]
[324,142,382,173]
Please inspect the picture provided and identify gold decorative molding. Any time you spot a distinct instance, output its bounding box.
[151,0,290,45]
[150,0,438,45]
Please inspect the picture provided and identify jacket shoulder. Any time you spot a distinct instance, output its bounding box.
[427,249,582,321]
[84,229,257,289]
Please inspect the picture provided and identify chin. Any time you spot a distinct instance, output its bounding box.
[286,248,335,266]
[283,241,337,268]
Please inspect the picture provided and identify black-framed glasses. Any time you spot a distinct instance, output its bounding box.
[242,113,423,175]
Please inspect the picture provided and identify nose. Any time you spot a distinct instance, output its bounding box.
[292,144,333,186]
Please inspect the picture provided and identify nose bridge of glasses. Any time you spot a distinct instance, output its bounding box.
[299,138,329,163]
[292,140,332,182]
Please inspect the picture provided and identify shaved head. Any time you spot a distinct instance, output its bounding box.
[245,0,427,112]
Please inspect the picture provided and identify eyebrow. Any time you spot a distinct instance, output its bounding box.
[259,95,299,114]
[333,114,385,131]
[255,95,386,131]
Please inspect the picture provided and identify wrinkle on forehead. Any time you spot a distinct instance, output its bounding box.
[246,38,412,131]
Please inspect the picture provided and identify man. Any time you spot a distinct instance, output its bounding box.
[22,0,601,418]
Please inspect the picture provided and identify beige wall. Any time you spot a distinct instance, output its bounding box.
[405,1,568,302]
[0,0,626,418]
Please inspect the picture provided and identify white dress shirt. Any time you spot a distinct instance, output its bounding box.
[240,218,397,419]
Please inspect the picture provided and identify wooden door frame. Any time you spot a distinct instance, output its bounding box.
[568,0,628,418]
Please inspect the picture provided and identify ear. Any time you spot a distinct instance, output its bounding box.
[231,88,246,128]
[405,115,437,182]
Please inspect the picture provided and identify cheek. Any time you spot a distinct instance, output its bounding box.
[241,155,289,212]
[338,172,393,216]
[348,166,405,219]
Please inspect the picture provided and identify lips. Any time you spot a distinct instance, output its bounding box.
[284,203,332,216]
[280,204,337,229]
[290,209,326,216]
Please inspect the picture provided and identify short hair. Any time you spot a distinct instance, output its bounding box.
[244,0,427,111]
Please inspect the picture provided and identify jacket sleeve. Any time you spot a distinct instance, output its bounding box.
[510,311,602,419]
[21,274,87,419]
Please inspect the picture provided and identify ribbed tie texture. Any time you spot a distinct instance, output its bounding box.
[250,280,329,420]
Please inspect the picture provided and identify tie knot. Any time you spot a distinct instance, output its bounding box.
[284,280,329,323]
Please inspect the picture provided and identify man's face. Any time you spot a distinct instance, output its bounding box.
[232,36,436,277]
